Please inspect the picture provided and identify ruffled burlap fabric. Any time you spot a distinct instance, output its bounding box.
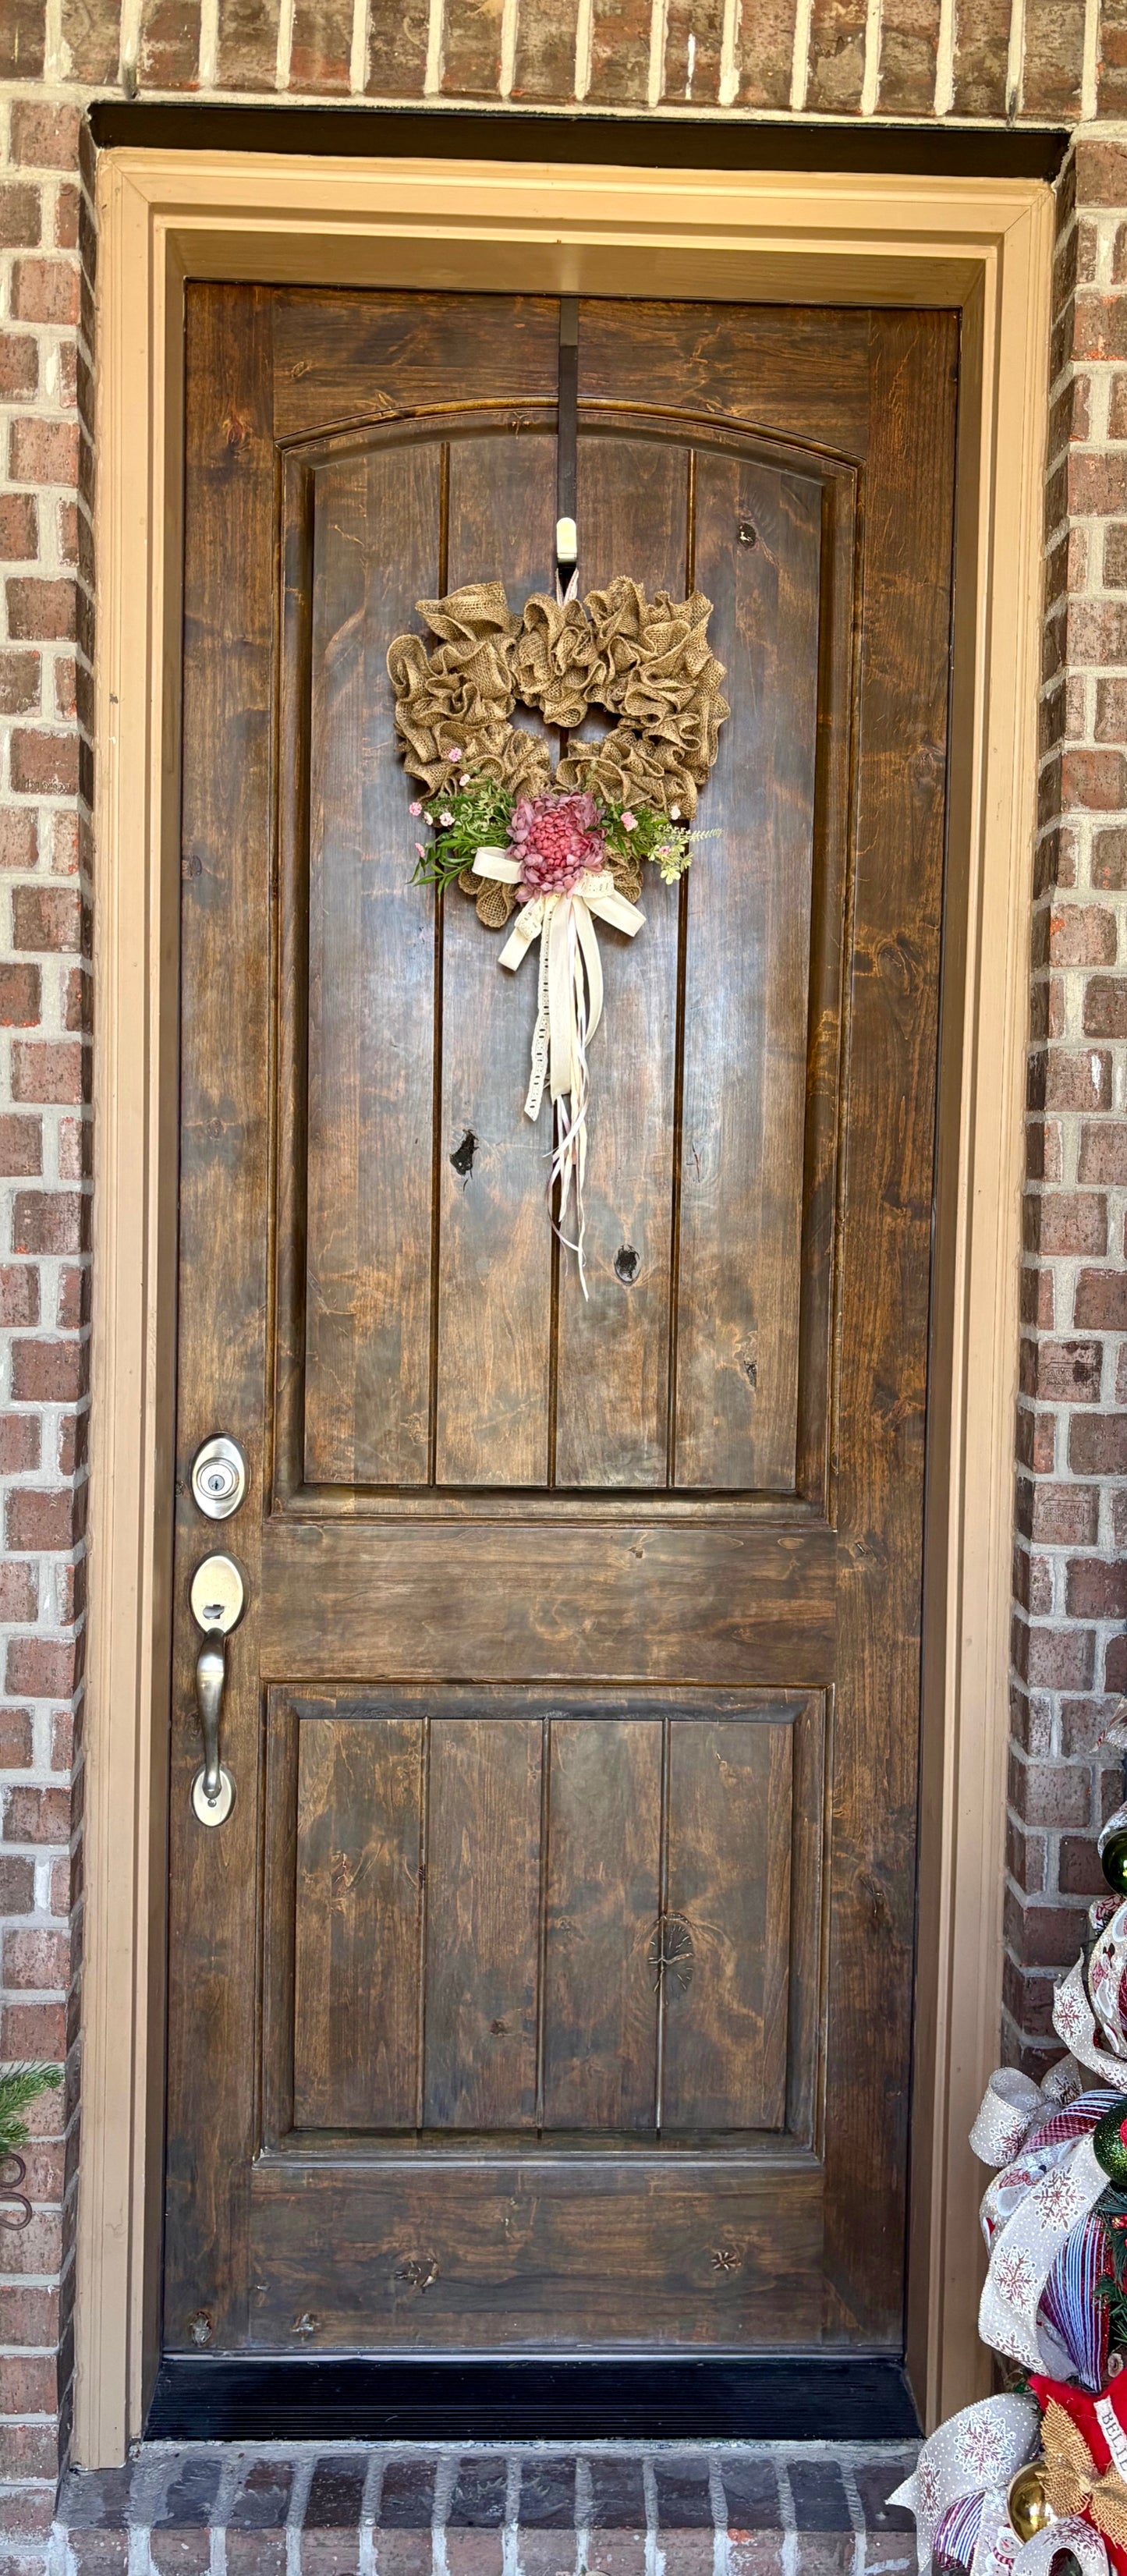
[388,577,729,928]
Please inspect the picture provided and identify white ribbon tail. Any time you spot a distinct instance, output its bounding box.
[473,852,646,1288]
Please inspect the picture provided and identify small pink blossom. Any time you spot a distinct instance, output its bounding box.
[415,842,427,858]
[459,774,470,786]
[447,746,463,762]
[621,810,637,832]
[670,803,681,820]
[439,810,454,826]
[409,800,423,816]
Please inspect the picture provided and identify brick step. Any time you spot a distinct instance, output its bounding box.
[52,2442,919,2576]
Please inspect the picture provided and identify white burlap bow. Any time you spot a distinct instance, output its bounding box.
[472,847,645,1292]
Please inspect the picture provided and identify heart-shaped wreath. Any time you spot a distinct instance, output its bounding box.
[387,578,729,1287]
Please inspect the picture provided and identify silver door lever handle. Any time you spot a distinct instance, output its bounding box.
[188,1552,244,1827]
[195,1633,227,1805]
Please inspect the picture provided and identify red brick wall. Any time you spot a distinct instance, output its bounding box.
[1,87,91,2559]
[1008,135,1127,2068]
[0,0,1125,2546]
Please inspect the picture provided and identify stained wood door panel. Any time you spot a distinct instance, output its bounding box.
[675,453,821,1490]
[292,1716,424,2132]
[551,432,686,1485]
[265,1689,822,2145]
[292,411,831,1497]
[244,2160,824,2351]
[435,432,558,1490]
[272,292,561,444]
[271,292,871,460]
[542,1717,661,2132]
[303,441,441,1487]
[259,1521,838,1681]
[168,285,959,2364]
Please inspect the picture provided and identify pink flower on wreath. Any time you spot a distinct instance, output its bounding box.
[409,800,423,817]
[621,810,637,832]
[415,843,427,858]
[508,789,606,898]
[447,746,463,763]
[439,811,454,826]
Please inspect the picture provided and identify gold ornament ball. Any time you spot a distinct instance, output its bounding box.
[1007,2466,1052,2542]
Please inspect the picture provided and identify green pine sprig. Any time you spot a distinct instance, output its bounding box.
[0,2064,62,2161]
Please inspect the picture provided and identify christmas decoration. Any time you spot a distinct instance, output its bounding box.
[0,2064,61,2232]
[1008,2466,1053,2541]
[1100,1807,1127,1901]
[387,579,728,1290]
[894,1772,1127,2576]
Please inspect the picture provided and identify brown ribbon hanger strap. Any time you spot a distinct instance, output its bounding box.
[556,297,579,601]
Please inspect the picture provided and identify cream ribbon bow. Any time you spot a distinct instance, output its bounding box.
[472,847,645,1292]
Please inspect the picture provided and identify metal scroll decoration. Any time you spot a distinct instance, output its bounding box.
[0,2064,62,2232]
[385,577,729,1291]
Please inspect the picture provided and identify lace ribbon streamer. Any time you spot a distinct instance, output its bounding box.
[472,849,645,1292]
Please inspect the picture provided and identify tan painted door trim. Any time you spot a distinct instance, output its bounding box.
[83,147,1052,2466]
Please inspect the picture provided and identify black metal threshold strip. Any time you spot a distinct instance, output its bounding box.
[147,2355,920,2443]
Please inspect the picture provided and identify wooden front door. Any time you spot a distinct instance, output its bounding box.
[166,284,956,2377]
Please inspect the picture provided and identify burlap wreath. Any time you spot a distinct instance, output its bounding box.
[387,579,729,927]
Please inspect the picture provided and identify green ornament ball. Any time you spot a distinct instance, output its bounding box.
[1094,2096,1127,2181]
[1103,1827,1127,1897]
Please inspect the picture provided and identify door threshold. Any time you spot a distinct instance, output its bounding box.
[147,2356,920,2442]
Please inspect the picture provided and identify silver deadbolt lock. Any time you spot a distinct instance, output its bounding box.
[190,1434,248,1521]
[189,1553,244,1829]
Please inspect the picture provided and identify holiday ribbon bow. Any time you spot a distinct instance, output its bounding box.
[1040,2400,1127,2549]
[889,2394,1041,2573]
[472,846,645,1292]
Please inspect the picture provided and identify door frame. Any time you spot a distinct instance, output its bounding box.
[80,144,1052,2466]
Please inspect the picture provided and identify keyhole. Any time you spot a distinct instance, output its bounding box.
[737,521,757,547]
[615,1245,640,1284]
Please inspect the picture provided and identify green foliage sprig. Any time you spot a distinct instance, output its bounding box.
[408,767,702,894]
[0,2064,61,2161]
[409,773,516,891]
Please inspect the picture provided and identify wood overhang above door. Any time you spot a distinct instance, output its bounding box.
[166,285,956,2388]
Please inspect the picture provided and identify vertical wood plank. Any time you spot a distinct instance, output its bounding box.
[553,428,683,1488]
[785,1694,827,2148]
[165,285,275,2341]
[292,1714,424,2131]
[541,1718,662,2131]
[821,311,957,2340]
[261,1694,300,2149]
[303,443,442,1486]
[675,455,822,1492]
[424,1718,543,2128]
[661,1719,794,2132]
[434,432,557,1486]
